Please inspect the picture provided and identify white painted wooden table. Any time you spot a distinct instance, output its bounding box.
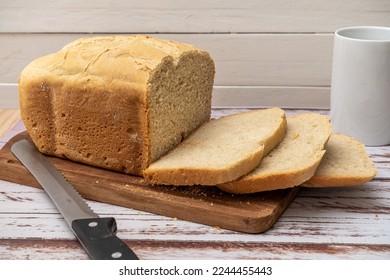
[0,108,389,260]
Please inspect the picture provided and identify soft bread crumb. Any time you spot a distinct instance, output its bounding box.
[218,113,332,194]
[303,134,377,187]
[144,108,287,186]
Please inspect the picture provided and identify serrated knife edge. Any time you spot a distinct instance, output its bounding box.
[11,139,98,225]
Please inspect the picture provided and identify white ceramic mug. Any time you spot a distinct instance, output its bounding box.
[330,26,390,146]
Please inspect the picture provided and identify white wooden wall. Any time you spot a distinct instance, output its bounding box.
[1,0,389,109]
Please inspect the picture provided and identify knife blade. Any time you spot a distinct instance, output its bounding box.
[11,139,139,260]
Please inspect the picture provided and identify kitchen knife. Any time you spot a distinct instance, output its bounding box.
[11,139,139,260]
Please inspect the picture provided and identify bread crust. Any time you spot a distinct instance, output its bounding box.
[19,35,214,175]
[144,149,265,186]
[303,175,376,187]
[19,73,149,174]
[218,151,325,193]
[144,108,287,186]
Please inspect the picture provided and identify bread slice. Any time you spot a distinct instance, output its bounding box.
[218,113,332,194]
[143,108,287,186]
[303,134,377,187]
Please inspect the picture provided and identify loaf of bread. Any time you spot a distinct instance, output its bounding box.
[144,108,287,185]
[19,35,215,175]
[218,113,332,194]
[303,134,377,187]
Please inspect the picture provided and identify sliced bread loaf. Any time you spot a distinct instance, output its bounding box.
[143,108,287,186]
[303,134,377,187]
[218,113,332,194]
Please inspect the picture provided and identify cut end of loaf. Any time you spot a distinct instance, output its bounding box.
[147,50,215,164]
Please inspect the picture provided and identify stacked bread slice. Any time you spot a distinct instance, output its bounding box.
[218,113,377,193]
[303,133,377,188]
[144,107,287,185]
[144,108,377,193]
[218,113,332,193]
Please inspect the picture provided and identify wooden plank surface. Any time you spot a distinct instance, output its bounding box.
[1,237,390,260]
[2,0,390,260]
[0,33,333,108]
[1,179,389,259]
[0,33,333,86]
[0,131,300,234]
[212,86,330,109]
[0,110,19,138]
[1,180,389,244]
[2,1,390,109]
[1,0,389,33]
[0,108,389,260]
[0,84,19,109]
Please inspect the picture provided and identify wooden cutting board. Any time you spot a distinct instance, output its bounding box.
[0,131,300,233]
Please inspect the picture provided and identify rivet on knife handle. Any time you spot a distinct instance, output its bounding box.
[11,139,139,260]
[71,217,138,260]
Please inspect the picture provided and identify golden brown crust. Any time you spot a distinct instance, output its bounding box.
[145,149,265,186]
[19,35,213,175]
[302,175,376,187]
[218,151,324,193]
[19,75,148,174]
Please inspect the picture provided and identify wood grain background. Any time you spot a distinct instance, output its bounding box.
[1,0,389,109]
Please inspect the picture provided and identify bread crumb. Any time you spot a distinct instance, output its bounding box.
[172,217,177,221]
[95,180,99,183]
[292,132,300,139]
[214,226,221,230]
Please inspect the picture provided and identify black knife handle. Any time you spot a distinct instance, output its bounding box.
[71,217,139,260]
